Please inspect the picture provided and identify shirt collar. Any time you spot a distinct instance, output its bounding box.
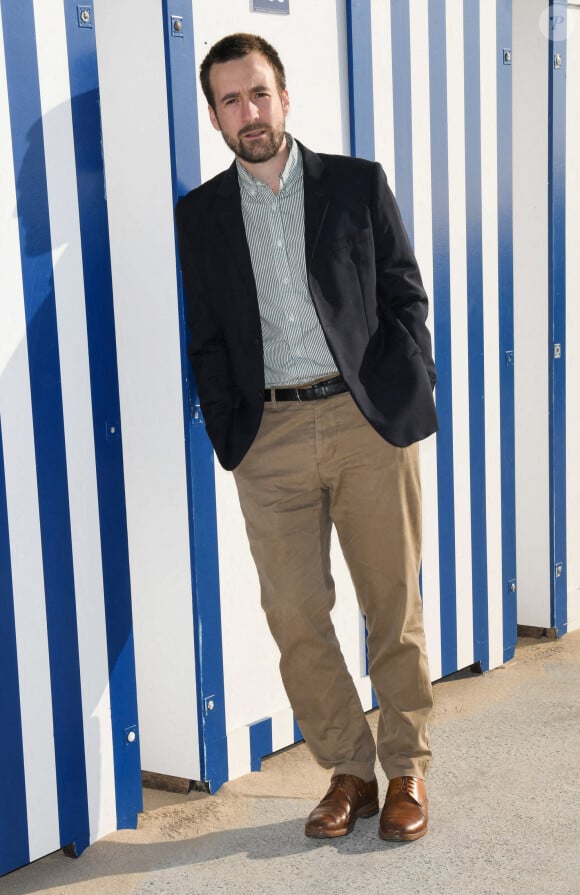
[236,133,301,198]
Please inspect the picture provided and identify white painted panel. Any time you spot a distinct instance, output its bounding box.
[408,1,441,680]
[512,0,551,626]
[409,0,434,325]
[446,0,474,666]
[566,7,580,632]
[95,0,200,778]
[193,0,350,182]
[212,474,287,731]
[0,5,59,858]
[271,708,295,753]
[34,0,116,838]
[226,726,251,782]
[479,0,504,666]
[371,0,395,187]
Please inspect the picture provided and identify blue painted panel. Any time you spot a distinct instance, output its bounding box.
[390,0,414,244]
[293,718,303,743]
[345,0,375,160]
[463,0,489,670]
[548,5,567,635]
[249,718,273,772]
[163,0,228,791]
[496,0,517,661]
[428,0,458,676]
[0,422,30,875]
[62,0,142,830]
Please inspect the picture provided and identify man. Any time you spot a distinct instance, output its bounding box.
[175,33,438,842]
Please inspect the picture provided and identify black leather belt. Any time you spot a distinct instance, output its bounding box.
[264,376,347,402]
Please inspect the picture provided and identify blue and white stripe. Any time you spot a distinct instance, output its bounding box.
[369,0,516,678]
[0,0,141,875]
[3,0,579,880]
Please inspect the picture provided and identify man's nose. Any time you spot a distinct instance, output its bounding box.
[240,98,260,122]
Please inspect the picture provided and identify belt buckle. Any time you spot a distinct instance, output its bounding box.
[295,387,303,403]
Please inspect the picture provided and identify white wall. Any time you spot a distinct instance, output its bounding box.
[95,0,201,779]
[512,0,552,627]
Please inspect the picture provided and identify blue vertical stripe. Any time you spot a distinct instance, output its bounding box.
[428,0,458,676]
[463,0,489,669]
[62,0,142,829]
[0,421,30,875]
[1,0,90,849]
[293,718,303,743]
[390,0,414,242]
[249,718,273,773]
[346,0,375,160]
[548,5,567,635]
[496,0,517,660]
[163,0,228,791]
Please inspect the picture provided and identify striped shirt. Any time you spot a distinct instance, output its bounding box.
[237,135,338,387]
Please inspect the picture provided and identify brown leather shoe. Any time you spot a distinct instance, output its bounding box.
[305,774,379,838]
[379,776,428,841]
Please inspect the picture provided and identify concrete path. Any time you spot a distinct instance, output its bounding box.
[3,631,580,895]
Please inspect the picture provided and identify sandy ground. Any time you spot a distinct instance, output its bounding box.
[2,631,580,895]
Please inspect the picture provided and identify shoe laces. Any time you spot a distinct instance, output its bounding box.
[391,776,422,805]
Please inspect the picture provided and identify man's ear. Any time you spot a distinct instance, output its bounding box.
[281,89,290,116]
[208,104,221,132]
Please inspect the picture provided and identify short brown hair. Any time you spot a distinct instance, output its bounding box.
[200,33,286,109]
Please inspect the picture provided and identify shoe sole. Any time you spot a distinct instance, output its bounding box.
[378,825,428,842]
[305,802,379,839]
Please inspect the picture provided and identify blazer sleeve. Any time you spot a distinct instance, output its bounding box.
[370,163,437,389]
[175,198,238,443]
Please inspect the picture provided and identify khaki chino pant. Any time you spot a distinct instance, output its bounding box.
[233,390,433,782]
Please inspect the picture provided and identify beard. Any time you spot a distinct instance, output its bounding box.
[222,121,286,164]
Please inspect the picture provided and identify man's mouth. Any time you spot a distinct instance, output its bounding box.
[240,126,268,140]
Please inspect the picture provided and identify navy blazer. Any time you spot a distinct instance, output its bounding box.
[175,141,438,470]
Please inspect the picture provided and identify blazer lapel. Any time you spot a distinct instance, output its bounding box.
[212,145,331,292]
[215,161,257,295]
[299,141,331,268]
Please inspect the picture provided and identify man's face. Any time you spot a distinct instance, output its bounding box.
[208,51,289,165]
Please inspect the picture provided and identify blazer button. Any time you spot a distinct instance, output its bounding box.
[252,338,260,346]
